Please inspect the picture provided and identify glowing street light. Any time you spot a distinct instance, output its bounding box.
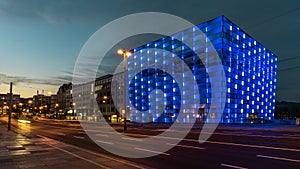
[117,49,132,132]
[117,49,132,57]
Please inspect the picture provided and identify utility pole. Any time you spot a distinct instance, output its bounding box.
[8,82,12,131]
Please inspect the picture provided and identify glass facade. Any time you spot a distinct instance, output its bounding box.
[127,16,277,123]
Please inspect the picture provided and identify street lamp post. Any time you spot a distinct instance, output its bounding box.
[71,102,76,119]
[28,100,32,116]
[55,103,59,119]
[117,49,132,132]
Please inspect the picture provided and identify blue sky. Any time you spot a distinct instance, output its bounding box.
[0,0,300,101]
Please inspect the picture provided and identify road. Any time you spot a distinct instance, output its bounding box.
[3,118,300,169]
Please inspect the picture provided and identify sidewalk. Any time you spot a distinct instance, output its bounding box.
[0,123,95,169]
[0,121,148,169]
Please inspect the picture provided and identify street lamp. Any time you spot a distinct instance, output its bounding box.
[28,100,33,115]
[55,103,59,119]
[71,102,76,118]
[18,103,23,118]
[117,49,132,132]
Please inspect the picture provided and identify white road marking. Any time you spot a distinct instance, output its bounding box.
[257,154,300,163]
[42,141,110,168]
[123,133,300,153]
[221,163,248,169]
[96,134,109,137]
[73,135,85,139]
[166,143,205,150]
[203,140,300,153]
[135,147,170,156]
[56,133,66,136]
[74,129,300,153]
[189,130,300,139]
[68,143,151,169]
[77,131,86,134]
[147,128,300,140]
[38,135,149,169]
[122,137,143,141]
[85,129,116,133]
[96,140,114,145]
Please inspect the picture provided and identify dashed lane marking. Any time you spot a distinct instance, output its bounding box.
[135,147,170,156]
[73,135,85,139]
[257,154,300,163]
[220,163,248,169]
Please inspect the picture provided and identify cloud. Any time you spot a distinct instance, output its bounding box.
[0,73,67,87]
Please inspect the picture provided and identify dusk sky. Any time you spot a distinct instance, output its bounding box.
[0,0,300,102]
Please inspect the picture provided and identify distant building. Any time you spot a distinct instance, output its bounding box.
[275,101,300,120]
[0,93,21,106]
[33,94,51,114]
[33,94,50,107]
[72,81,95,120]
[72,73,125,122]
[94,74,117,122]
[21,98,33,114]
[50,94,58,114]
[0,93,21,113]
[57,83,73,115]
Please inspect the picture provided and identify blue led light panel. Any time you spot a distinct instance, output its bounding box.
[127,16,277,124]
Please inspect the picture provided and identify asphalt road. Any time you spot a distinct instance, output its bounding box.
[4,118,300,169]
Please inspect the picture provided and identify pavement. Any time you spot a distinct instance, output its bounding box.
[0,124,93,169]
[0,121,148,169]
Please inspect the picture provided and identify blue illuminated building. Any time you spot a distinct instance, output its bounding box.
[127,16,277,123]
